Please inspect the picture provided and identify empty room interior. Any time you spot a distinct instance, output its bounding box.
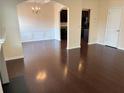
[1,0,124,93]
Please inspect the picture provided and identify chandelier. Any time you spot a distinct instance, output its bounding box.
[31,0,51,14]
[32,4,41,14]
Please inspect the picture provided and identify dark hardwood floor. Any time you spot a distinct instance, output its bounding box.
[3,40,124,93]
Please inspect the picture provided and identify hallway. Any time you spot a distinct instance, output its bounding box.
[3,40,124,93]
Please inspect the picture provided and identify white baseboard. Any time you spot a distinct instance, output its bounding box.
[118,47,124,51]
[21,39,55,43]
[5,56,24,61]
[67,45,81,50]
[54,38,61,41]
[96,42,105,45]
[88,42,97,45]
[96,43,124,51]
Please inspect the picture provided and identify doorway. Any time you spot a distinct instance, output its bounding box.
[60,9,68,41]
[105,8,122,48]
[81,10,90,44]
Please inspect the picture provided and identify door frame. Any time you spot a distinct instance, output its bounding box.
[60,9,68,41]
[81,9,91,44]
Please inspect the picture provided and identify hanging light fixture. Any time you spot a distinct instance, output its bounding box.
[30,0,51,15]
[32,5,41,14]
[31,0,41,14]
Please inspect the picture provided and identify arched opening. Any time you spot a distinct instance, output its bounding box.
[17,0,69,49]
[17,1,56,42]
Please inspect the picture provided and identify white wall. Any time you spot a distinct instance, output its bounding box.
[0,80,3,93]
[0,0,24,61]
[97,0,124,49]
[0,2,2,39]
[0,1,6,40]
[97,0,109,44]
[54,2,66,41]
[54,0,82,49]
[17,2,55,42]
[54,0,99,48]
[0,4,2,39]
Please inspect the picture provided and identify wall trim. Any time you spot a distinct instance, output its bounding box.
[5,56,24,61]
[96,42,105,45]
[88,42,97,45]
[67,45,81,50]
[88,42,106,46]
[118,47,124,51]
[21,39,55,43]
[96,42,124,51]
[54,38,61,41]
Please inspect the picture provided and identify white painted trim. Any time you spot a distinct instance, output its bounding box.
[117,47,124,51]
[21,39,55,43]
[55,38,61,41]
[67,45,81,50]
[96,42,105,45]
[96,42,124,50]
[88,42,106,46]
[96,42,124,51]
[88,42,96,45]
[5,56,24,61]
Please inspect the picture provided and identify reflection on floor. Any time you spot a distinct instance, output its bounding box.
[3,40,124,93]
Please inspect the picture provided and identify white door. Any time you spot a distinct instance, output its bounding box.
[105,8,122,47]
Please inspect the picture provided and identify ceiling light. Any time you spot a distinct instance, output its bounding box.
[31,0,51,15]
